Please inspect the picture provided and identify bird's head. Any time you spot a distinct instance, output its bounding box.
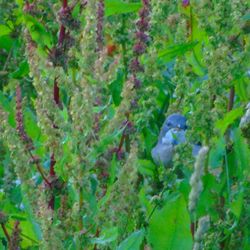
[159,113,187,141]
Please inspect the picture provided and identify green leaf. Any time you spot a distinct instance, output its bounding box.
[10,60,29,79]
[235,76,250,102]
[216,108,244,135]
[105,0,142,17]
[137,159,156,177]
[197,174,223,217]
[0,91,15,127]
[91,227,118,245]
[231,190,244,220]
[0,25,12,36]
[109,69,124,106]
[24,107,41,141]
[0,35,14,51]
[108,155,118,185]
[148,195,192,250]
[232,128,250,177]
[243,228,250,250]
[117,229,144,250]
[158,41,198,62]
[23,14,53,48]
[0,241,4,250]
[241,12,250,21]
[209,137,226,168]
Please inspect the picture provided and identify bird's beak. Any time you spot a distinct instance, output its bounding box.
[174,126,181,131]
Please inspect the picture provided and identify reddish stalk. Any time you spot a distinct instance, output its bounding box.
[93,229,100,250]
[62,0,67,8]
[58,25,66,46]
[27,151,51,186]
[96,0,105,51]
[227,87,235,112]
[117,132,126,153]
[50,153,56,177]
[48,153,56,210]
[1,223,10,242]
[48,0,69,210]
[54,78,60,106]
[16,86,51,186]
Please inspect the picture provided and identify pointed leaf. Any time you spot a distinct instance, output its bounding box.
[148,195,192,250]
[117,229,145,250]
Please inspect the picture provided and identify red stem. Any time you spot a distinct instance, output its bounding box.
[58,0,67,45]
[54,78,60,106]
[117,132,125,153]
[48,153,56,210]
[190,222,195,240]
[48,0,68,210]
[58,25,66,46]
[48,196,55,210]
[63,0,67,8]
[1,223,10,242]
[227,87,235,112]
[93,229,100,250]
[50,153,56,177]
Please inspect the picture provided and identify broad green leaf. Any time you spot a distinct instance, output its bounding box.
[137,159,156,177]
[105,0,142,17]
[148,195,192,250]
[235,77,250,101]
[0,35,14,51]
[158,41,198,62]
[197,174,223,218]
[139,187,153,217]
[0,25,12,36]
[23,15,53,48]
[117,229,144,250]
[241,12,250,21]
[91,227,118,245]
[243,228,250,250]
[10,60,29,79]
[186,51,206,76]
[108,155,118,185]
[0,241,4,250]
[24,107,41,141]
[231,190,244,220]
[209,137,226,168]
[109,69,124,106]
[21,191,42,241]
[0,91,15,127]
[216,108,244,135]
[232,128,250,177]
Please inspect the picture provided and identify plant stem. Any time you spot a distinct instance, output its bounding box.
[227,87,235,112]
[48,153,56,210]
[54,78,60,106]
[1,223,10,242]
[79,186,84,230]
[27,150,51,186]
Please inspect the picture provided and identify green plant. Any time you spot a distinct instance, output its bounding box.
[0,0,250,249]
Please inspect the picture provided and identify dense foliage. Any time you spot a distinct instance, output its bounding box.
[0,0,250,249]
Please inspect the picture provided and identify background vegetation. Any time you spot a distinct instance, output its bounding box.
[0,0,250,249]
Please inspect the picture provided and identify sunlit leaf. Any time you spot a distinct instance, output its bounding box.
[148,195,192,250]
[10,60,29,79]
[105,0,142,17]
[158,41,198,62]
[91,227,118,245]
[231,190,244,220]
[117,229,144,250]
[216,108,244,135]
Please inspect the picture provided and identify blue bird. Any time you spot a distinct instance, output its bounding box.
[151,113,200,167]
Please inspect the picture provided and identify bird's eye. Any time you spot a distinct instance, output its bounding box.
[166,122,171,127]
